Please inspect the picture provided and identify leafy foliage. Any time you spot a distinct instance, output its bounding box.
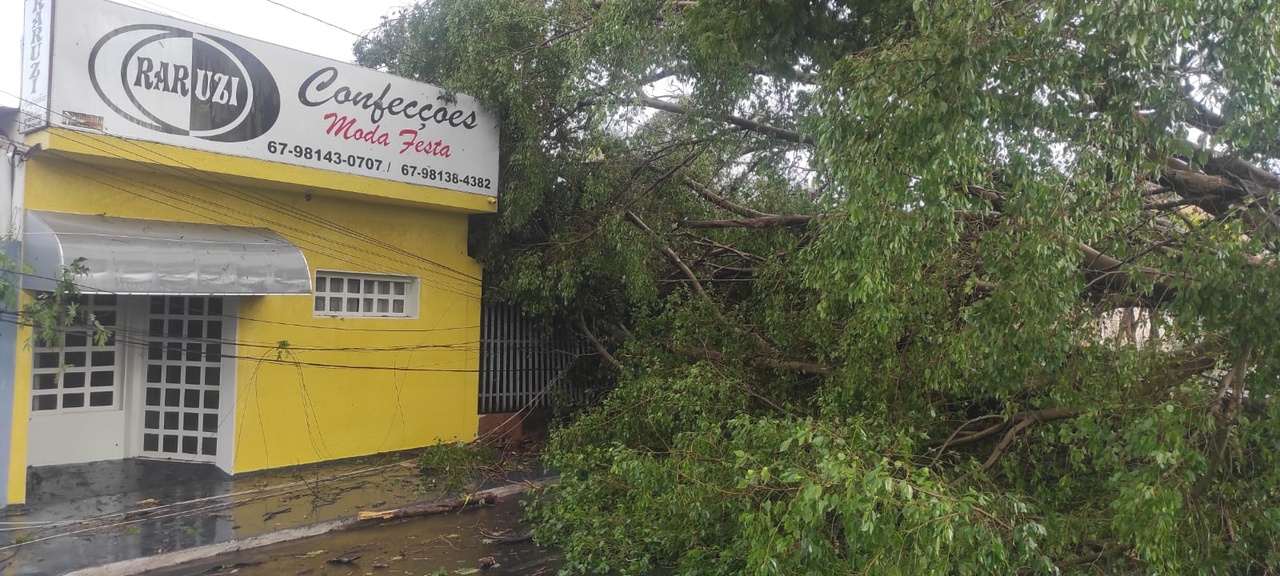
[0,249,107,349]
[360,0,1280,573]
[0,246,19,317]
[21,258,109,348]
[417,440,500,495]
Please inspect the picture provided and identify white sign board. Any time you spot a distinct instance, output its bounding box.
[40,0,500,197]
[19,0,53,133]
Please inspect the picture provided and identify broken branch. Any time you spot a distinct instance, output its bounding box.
[676,215,816,229]
[357,479,555,522]
[638,96,813,145]
[626,211,710,299]
[576,313,623,370]
[683,345,829,376]
[682,177,773,218]
[1040,544,1131,574]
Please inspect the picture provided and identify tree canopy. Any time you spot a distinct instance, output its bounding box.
[358,0,1280,573]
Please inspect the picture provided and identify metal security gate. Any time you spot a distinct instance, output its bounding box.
[141,296,226,461]
[478,302,584,413]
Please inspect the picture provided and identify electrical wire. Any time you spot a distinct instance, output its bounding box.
[261,0,362,37]
[0,89,488,294]
[50,130,487,287]
[0,89,581,446]
[37,141,484,299]
[2,376,565,551]
[4,266,575,377]
[118,0,218,28]
[24,84,488,286]
[8,267,479,334]
[18,137,481,300]
[0,106,575,486]
[0,459,417,540]
[5,312,470,367]
[0,314,575,373]
[2,311,480,354]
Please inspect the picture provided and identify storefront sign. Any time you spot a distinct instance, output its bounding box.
[40,0,499,197]
[19,0,53,133]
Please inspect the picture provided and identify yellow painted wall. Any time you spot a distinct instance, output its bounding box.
[28,129,498,214]
[7,294,33,504]
[20,130,488,475]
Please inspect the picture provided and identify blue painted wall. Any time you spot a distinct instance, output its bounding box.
[0,240,20,506]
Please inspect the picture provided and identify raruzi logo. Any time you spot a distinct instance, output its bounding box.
[88,25,280,142]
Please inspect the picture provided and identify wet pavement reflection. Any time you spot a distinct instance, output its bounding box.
[1,456,453,575]
[149,496,563,576]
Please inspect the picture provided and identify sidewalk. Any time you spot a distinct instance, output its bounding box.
[0,454,434,576]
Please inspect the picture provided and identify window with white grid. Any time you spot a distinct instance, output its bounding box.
[31,295,120,413]
[313,271,418,318]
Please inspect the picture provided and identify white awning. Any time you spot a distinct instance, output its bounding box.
[23,211,312,295]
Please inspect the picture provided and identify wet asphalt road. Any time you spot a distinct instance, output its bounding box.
[148,496,563,576]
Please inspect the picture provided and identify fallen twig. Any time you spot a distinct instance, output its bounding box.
[357,478,556,522]
[480,527,534,544]
[262,507,291,522]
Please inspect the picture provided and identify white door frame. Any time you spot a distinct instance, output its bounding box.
[123,296,237,474]
[27,295,129,467]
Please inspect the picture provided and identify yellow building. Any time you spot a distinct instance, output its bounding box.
[1,0,498,504]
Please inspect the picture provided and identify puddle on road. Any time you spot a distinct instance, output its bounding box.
[151,497,563,576]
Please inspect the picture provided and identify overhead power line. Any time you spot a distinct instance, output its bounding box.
[41,142,482,299]
[261,0,362,37]
[6,269,479,335]
[0,313,576,374]
[0,89,486,298]
[121,0,218,28]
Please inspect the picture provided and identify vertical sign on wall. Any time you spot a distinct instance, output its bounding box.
[19,0,53,133]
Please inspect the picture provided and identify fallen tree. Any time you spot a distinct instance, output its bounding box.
[358,0,1280,573]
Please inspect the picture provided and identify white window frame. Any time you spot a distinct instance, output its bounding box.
[30,294,123,414]
[313,270,419,319]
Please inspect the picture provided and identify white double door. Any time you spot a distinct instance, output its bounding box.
[27,296,236,471]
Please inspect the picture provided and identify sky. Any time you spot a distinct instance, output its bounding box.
[1,0,416,108]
